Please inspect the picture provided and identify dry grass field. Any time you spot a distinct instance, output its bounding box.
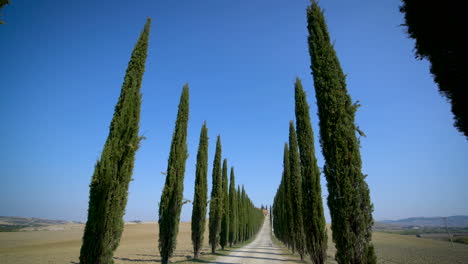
[372,231,468,264]
[286,226,468,264]
[1,222,468,264]
[0,222,210,264]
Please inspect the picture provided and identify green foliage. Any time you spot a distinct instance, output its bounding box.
[282,143,294,251]
[269,205,272,230]
[294,77,327,264]
[206,154,262,250]
[236,185,264,244]
[0,0,10,7]
[0,0,11,24]
[0,225,24,232]
[273,143,296,252]
[191,122,208,258]
[236,185,243,242]
[400,0,468,139]
[306,1,376,263]
[228,167,238,246]
[241,186,247,241]
[454,237,468,245]
[209,136,222,253]
[220,159,230,249]
[289,121,306,260]
[79,18,150,264]
[158,85,190,264]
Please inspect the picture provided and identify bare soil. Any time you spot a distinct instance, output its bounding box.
[0,222,209,264]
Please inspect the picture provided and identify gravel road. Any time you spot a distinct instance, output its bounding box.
[210,216,300,264]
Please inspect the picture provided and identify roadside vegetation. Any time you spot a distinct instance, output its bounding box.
[0,225,27,232]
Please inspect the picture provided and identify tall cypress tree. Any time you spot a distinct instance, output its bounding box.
[400,0,468,139]
[209,136,222,253]
[294,78,327,264]
[219,159,230,250]
[158,85,190,264]
[191,122,208,258]
[236,185,243,242]
[307,1,376,263]
[228,167,238,246]
[277,173,287,243]
[79,19,150,264]
[269,205,272,231]
[273,145,290,247]
[289,121,306,260]
[241,186,247,242]
[281,143,294,250]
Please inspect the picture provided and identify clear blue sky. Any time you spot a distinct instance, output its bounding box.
[1,0,467,223]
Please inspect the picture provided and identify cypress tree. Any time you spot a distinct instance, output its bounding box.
[294,78,327,264]
[79,19,150,264]
[241,187,264,241]
[208,136,222,253]
[246,197,252,238]
[278,174,287,243]
[269,205,272,231]
[241,186,247,241]
[273,159,287,244]
[236,185,243,242]
[228,167,238,246]
[219,159,230,250]
[289,121,306,260]
[273,144,294,247]
[0,0,10,24]
[191,122,208,259]
[226,185,263,244]
[306,1,376,263]
[273,144,303,249]
[273,193,279,237]
[400,0,468,139]
[158,85,190,264]
[283,143,295,251]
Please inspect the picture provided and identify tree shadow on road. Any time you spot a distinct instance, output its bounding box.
[113,256,161,262]
[229,249,290,256]
[210,252,302,263]
[180,259,238,264]
[245,246,285,251]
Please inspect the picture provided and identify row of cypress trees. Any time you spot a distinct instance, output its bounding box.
[273,1,376,264]
[78,18,263,264]
[203,135,264,255]
[158,61,264,264]
[158,88,264,263]
[234,185,265,246]
[272,81,326,263]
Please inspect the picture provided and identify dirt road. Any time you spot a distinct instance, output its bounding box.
[210,217,301,264]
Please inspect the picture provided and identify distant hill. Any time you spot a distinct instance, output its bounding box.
[0,216,72,226]
[379,215,468,228]
[0,216,75,231]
